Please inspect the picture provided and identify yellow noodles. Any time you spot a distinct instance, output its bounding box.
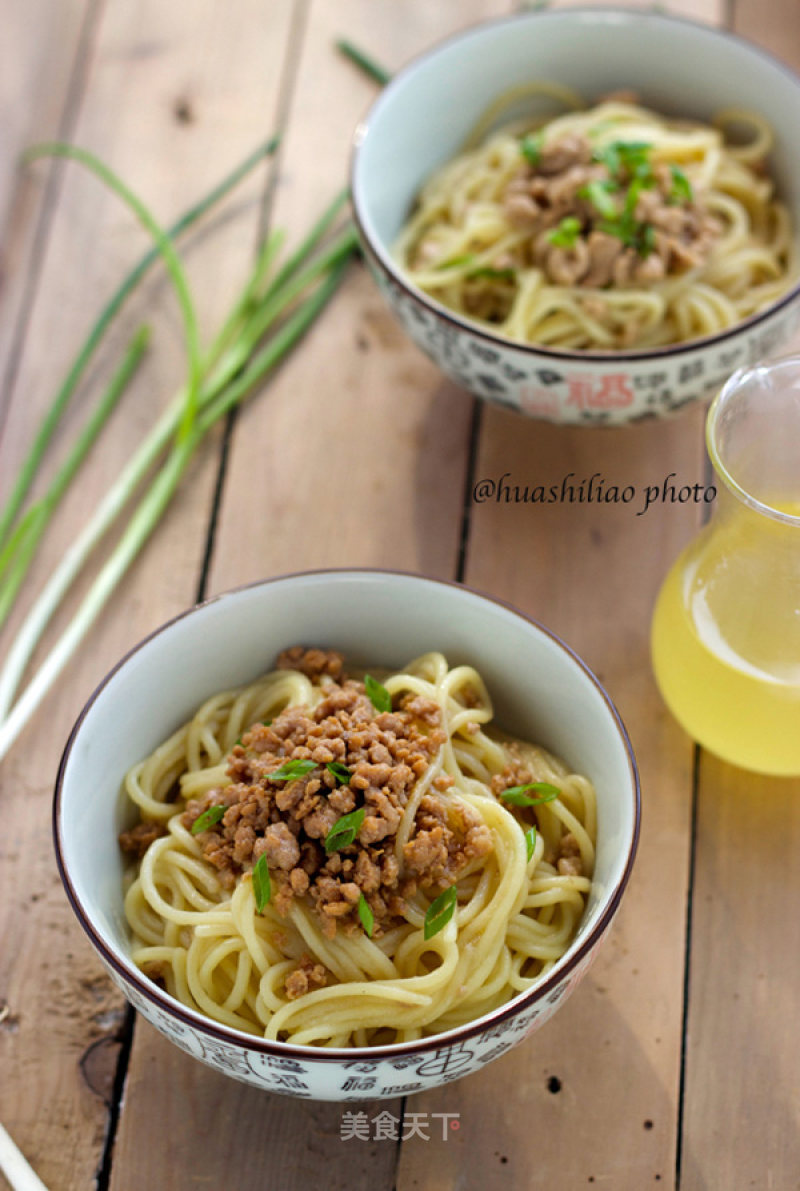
[122,652,596,1046]
[396,95,795,350]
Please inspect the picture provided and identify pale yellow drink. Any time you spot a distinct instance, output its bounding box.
[651,502,800,774]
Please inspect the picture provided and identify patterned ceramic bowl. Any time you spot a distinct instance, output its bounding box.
[350,8,800,425]
[54,570,639,1100]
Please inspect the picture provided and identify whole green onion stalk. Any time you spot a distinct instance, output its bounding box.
[0,137,279,598]
[0,151,357,759]
[0,38,391,761]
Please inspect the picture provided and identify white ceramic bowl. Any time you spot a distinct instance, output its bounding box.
[54,570,639,1100]
[351,8,800,425]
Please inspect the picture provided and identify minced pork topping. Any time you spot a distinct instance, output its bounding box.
[121,647,495,998]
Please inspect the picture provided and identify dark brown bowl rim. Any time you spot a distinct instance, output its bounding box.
[53,567,641,1064]
[349,5,800,364]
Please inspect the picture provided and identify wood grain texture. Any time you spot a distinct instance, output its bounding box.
[0,2,295,1188]
[0,0,96,421]
[397,405,707,1191]
[394,0,720,1185]
[127,3,506,1190]
[677,3,800,1187]
[205,0,507,593]
[681,762,800,1191]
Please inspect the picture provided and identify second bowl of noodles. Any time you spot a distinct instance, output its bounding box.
[351,8,800,423]
[54,570,639,1099]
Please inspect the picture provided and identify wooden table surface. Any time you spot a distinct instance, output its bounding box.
[1,2,799,1189]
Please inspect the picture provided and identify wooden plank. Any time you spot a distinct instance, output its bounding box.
[559,0,722,16]
[678,2,800,1186]
[0,3,295,1189]
[681,763,800,1191]
[0,0,95,417]
[730,0,800,63]
[206,0,507,593]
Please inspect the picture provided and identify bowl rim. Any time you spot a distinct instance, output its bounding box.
[350,4,800,364]
[53,566,641,1063]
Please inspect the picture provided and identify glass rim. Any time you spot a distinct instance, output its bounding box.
[706,358,800,528]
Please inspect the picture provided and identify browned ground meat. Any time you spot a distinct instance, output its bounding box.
[284,954,328,1000]
[119,820,166,858]
[169,649,494,939]
[403,795,492,887]
[503,132,719,288]
[489,745,534,798]
[556,832,583,877]
[275,646,344,681]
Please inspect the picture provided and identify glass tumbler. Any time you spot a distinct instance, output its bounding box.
[651,357,800,775]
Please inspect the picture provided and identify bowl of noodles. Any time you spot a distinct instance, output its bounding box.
[350,8,800,424]
[54,570,639,1100]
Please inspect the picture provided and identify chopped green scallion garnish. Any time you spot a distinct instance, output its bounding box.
[252,853,271,913]
[547,216,582,249]
[580,179,619,220]
[466,266,516,282]
[191,804,226,835]
[499,782,560,807]
[640,222,657,258]
[525,825,537,863]
[357,893,374,937]
[326,761,352,785]
[364,674,392,713]
[267,758,317,782]
[324,806,366,854]
[435,253,477,270]
[669,165,693,204]
[593,140,653,181]
[520,131,544,166]
[424,885,458,940]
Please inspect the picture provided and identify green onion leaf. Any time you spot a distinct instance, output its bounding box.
[326,761,352,785]
[0,137,279,559]
[499,781,561,807]
[547,216,582,249]
[357,893,374,937]
[364,675,392,713]
[252,853,271,913]
[435,253,477,270]
[520,132,544,167]
[324,806,366,854]
[424,885,458,940]
[593,142,621,177]
[0,184,358,764]
[669,165,693,204]
[599,213,639,250]
[268,758,317,782]
[579,179,619,220]
[191,804,226,835]
[335,39,392,87]
[466,266,516,282]
[618,141,653,170]
[525,825,538,863]
[624,177,651,219]
[639,223,657,258]
[594,140,653,181]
